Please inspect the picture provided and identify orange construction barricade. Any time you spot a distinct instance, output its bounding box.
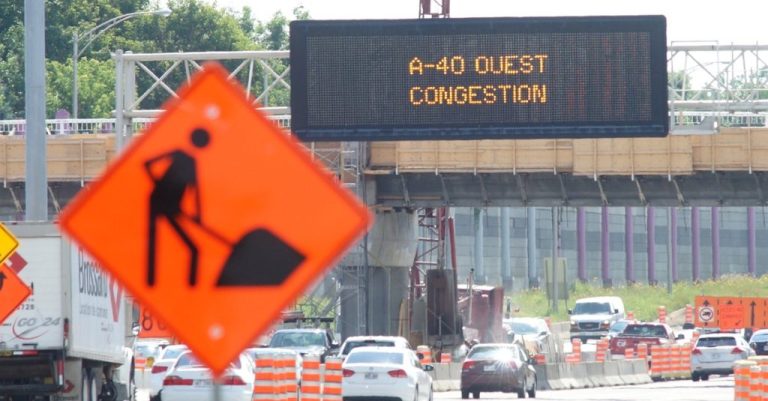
[252,352,275,401]
[301,355,322,401]
[323,357,343,401]
[734,360,755,401]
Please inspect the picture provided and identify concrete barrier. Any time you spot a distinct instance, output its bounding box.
[602,361,625,386]
[558,363,579,389]
[630,359,652,384]
[545,363,566,390]
[586,362,609,387]
[534,364,551,390]
[618,358,640,384]
[571,363,593,388]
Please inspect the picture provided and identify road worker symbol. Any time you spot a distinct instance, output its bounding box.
[143,128,305,288]
[59,63,372,375]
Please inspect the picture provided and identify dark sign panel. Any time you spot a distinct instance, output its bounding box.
[290,16,668,141]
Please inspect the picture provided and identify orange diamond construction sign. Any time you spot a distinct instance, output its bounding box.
[59,63,372,375]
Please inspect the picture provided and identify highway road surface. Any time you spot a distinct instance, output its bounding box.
[433,376,733,401]
[137,375,733,401]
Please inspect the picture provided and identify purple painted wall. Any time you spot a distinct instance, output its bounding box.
[692,207,700,281]
[749,207,756,277]
[671,208,678,282]
[625,207,634,283]
[577,208,587,281]
[647,208,656,284]
[602,206,611,286]
[711,207,720,279]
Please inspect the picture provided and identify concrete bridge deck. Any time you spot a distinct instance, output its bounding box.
[0,127,767,213]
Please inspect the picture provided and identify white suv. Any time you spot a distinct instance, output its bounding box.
[691,333,754,381]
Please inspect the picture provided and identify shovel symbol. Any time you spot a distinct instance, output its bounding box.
[145,127,305,288]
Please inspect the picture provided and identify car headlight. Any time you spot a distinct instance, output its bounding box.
[600,320,611,329]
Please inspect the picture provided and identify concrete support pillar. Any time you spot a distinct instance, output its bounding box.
[577,208,587,282]
[671,208,678,282]
[749,207,757,277]
[625,207,634,283]
[647,208,656,284]
[711,207,720,279]
[692,207,701,282]
[602,206,611,287]
[340,211,417,338]
[501,208,512,287]
[473,208,485,283]
[527,208,538,288]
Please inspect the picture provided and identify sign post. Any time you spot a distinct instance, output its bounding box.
[59,63,372,375]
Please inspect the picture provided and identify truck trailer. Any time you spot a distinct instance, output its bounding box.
[0,223,135,401]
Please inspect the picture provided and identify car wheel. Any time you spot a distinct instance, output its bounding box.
[702,374,710,381]
[692,372,700,382]
[461,389,469,399]
[472,390,480,399]
[528,377,536,398]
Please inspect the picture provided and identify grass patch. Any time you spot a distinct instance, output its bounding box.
[508,274,768,322]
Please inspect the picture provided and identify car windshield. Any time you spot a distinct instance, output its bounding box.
[573,302,612,314]
[622,325,667,337]
[346,352,403,365]
[176,353,242,369]
[175,353,205,368]
[509,321,539,335]
[342,340,396,355]
[468,346,521,361]
[751,334,768,343]
[697,337,737,347]
[162,348,187,360]
[270,332,325,348]
[135,344,160,358]
[610,321,629,333]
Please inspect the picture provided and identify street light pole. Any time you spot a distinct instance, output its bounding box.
[71,8,171,120]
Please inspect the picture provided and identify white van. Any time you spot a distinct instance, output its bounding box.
[568,296,626,342]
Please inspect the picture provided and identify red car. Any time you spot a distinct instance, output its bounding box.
[609,323,678,355]
[460,343,537,399]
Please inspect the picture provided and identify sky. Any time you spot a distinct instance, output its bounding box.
[210,0,768,44]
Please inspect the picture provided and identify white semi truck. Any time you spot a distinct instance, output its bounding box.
[0,223,135,401]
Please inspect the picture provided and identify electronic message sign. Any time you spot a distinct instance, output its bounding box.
[290,16,668,141]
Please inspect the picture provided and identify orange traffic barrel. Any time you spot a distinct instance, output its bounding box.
[416,345,432,364]
[595,338,609,363]
[323,356,343,401]
[734,360,756,401]
[301,355,322,401]
[251,352,275,401]
[637,343,649,360]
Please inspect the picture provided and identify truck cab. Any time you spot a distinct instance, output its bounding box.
[569,296,625,342]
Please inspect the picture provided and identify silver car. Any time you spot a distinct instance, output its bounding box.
[691,333,754,381]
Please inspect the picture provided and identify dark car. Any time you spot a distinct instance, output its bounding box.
[749,329,768,355]
[460,343,537,399]
[267,328,339,362]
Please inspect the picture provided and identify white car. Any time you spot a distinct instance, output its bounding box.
[503,317,551,354]
[149,344,188,401]
[342,347,433,401]
[338,336,412,359]
[691,333,755,381]
[161,351,255,401]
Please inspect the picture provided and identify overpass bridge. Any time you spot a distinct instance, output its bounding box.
[3,44,768,338]
[1,126,768,213]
